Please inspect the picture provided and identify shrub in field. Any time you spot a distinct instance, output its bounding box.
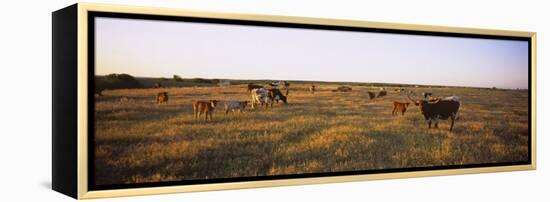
[191,78,218,84]
[333,86,352,92]
[173,75,184,82]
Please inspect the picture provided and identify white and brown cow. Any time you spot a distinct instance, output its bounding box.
[251,88,272,108]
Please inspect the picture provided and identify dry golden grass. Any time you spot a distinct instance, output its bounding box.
[94,84,529,185]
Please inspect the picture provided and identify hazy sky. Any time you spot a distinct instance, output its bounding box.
[95,17,529,89]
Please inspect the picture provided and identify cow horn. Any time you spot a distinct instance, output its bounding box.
[428,98,440,104]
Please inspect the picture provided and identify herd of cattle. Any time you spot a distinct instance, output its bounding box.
[151,82,461,131]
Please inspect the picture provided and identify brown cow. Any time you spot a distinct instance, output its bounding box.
[153,82,162,88]
[156,92,168,104]
[377,90,387,98]
[193,100,219,121]
[367,91,376,99]
[392,102,410,115]
[309,85,316,94]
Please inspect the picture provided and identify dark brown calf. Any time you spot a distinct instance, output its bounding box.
[367,91,376,99]
[377,90,387,98]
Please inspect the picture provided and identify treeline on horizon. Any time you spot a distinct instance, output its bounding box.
[95,73,522,95]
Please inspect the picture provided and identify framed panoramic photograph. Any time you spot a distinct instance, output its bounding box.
[52,3,536,199]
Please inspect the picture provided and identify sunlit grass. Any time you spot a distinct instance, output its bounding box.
[94,84,529,185]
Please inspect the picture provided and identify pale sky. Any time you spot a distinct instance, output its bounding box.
[95,17,529,89]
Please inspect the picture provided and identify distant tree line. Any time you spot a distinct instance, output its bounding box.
[95,74,142,96]
[173,75,184,82]
[95,73,226,95]
[173,75,219,84]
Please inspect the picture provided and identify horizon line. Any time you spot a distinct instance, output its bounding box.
[96,73,529,90]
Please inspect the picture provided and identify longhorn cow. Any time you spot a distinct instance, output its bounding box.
[408,94,460,131]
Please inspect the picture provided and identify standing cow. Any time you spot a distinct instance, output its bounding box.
[222,100,249,114]
[156,92,168,104]
[251,88,272,108]
[367,91,376,99]
[251,88,287,108]
[268,88,288,104]
[193,100,219,121]
[392,102,410,115]
[408,94,460,131]
[377,90,387,98]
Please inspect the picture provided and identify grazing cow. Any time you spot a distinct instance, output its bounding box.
[392,102,410,115]
[156,92,168,104]
[367,91,376,99]
[408,94,460,131]
[394,88,405,92]
[247,83,264,92]
[251,88,272,108]
[153,82,162,88]
[222,101,249,114]
[268,88,288,104]
[193,100,219,121]
[334,86,352,92]
[310,85,316,94]
[422,92,433,99]
[377,90,387,98]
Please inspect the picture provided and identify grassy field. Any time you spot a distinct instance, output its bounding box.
[94,83,529,185]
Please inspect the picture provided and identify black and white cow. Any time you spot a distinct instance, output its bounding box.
[408,94,461,131]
